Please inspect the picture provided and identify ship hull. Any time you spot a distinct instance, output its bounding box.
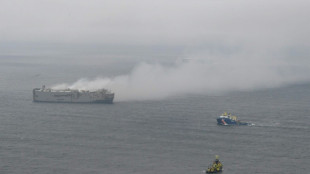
[33,87,114,104]
[217,118,250,126]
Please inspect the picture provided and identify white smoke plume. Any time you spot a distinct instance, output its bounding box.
[52,54,310,101]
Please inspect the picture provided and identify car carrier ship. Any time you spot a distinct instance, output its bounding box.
[33,85,114,103]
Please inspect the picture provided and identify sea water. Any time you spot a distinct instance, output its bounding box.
[0,60,309,174]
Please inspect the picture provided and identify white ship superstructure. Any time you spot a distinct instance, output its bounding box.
[33,85,114,103]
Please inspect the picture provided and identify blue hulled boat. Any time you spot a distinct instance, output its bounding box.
[217,112,252,126]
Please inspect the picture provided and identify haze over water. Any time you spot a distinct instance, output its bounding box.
[0,60,309,174]
[1,0,310,173]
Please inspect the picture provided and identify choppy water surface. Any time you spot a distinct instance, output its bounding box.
[0,63,309,174]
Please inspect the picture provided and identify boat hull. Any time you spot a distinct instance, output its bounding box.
[206,170,222,173]
[33,87,114,104]
[217,117,250,126]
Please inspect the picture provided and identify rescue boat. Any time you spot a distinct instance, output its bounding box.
[205,167,223,173]
[217,112,252,126]
[205,155,223,173]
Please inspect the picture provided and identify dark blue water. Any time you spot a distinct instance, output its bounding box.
[0,61,309,174]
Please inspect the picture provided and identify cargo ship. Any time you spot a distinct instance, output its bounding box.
[33,85,114,103]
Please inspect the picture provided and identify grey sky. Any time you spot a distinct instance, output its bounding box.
[1,0,309,46]
[1,0,310,100]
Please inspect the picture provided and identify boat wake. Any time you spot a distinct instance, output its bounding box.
[254,122,281,127]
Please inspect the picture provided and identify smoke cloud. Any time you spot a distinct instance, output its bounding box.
[53,53,310,101]
[2,0,309,100]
